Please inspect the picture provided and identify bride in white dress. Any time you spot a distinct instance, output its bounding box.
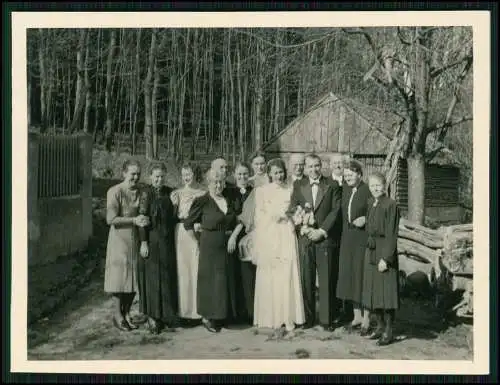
[239,158,305,332]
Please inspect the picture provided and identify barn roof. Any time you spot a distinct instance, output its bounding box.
[259,91,404,154]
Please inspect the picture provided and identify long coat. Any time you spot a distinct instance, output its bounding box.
[183,193,238,321]
[137,185,178,322]
[361,195,401,310]
[336,181,372,304]
[228,184,255,321]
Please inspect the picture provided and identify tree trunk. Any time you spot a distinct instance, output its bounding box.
[83,30,91,133]
[144,29,157,160]
[227,31,236,164]
[176,29,190,162]
[254,40,265,151]
[236,40,245,160]
[93,29,102,140]
[131,29,142,155]
[152,56,160,159]
[407,154,426,224]
[70,29,87,132]
[38,29,47,131]
[104,30,117,151]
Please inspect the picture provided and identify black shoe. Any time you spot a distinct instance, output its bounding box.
[343,323,361,333]
[368,328,384,340]
[320,323,335,332]
[130,313,148,325]
[126,318,139,330]
[360,326,372,337]
[298,321,314,330]
[113,317,132,332]
[376,333,394,346]
[202,319,218,333]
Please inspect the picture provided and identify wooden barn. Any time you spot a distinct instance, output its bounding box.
[259,92,464,224]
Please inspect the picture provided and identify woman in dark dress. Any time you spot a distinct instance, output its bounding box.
[361,172,401,346]
[183,168,238,333]
[336,160,373,334]
[137,162,179,334]
[227,162,255,325]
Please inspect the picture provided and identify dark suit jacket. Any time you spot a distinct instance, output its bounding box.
[289,176,342,244]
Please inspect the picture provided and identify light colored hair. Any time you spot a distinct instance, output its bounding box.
[368,171,387,186]
[211,157,227,169]
[290,153,305,164]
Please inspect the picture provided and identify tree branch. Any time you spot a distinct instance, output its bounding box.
[342,27,411,109]
[397,27,412,45]
[427,115,473,134]
[430,50,473,79]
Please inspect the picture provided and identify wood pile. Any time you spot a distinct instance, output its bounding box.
[397,219,473,317]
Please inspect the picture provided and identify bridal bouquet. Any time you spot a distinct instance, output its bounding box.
[292,202,316,236]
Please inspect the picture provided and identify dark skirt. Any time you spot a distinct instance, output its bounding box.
[137,229,178,322]
[361,249,400,310]
[197,230,236,320]
[336,227,368,303]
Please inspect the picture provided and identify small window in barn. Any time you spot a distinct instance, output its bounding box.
[37,136,82,198]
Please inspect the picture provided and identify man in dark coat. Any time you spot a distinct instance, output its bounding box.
[327,152,353,325]
[289,153,343,330]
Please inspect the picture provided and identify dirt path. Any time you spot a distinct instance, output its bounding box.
[28,268,472,361]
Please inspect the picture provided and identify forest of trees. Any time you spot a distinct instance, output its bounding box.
[27,27,473,224]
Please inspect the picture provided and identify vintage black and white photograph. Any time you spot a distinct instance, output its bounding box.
[11,10,490,374]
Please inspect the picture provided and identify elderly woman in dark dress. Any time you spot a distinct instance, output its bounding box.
[183,168,239,333]
[361,172,401,346]
[137,162,179,334]
[335,160,373,334]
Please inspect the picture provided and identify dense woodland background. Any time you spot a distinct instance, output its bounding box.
[27,27,473,222]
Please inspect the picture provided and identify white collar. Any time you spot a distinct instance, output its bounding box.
[332,173,343,183]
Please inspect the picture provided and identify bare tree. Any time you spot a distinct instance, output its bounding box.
[343,26,473,224]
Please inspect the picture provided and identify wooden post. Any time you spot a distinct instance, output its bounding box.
[78,133,93,242]
[28,132,40,266]
[338,105,345,152]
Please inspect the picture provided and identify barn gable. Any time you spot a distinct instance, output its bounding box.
[261,92,402,155]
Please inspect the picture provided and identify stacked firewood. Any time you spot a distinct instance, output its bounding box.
[397,219,473,317]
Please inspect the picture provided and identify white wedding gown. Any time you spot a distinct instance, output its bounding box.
[252,183,305,331]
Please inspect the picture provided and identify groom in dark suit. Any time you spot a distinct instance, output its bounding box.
[290,153,343,330]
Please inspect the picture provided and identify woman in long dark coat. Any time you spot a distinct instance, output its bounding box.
[361,172,400,346]
[137,162,179,334]
[227,162,255,325]
[183,168,238,333]
[336,160,372,333]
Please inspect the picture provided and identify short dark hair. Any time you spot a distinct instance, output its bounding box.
[234,161,251,173]
[122,158,141,173]
[305,153,322,165]
[148,161,167,175]
[368,171,387,186]
[266,158,287,182]
[250,151,266,164]
[180,161,202,183]
[346,159,363,176]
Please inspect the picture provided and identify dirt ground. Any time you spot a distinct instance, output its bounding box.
[27,264,473,361]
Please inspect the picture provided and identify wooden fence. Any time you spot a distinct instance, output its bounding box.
[37,134,82,198]
[28,132,93,267]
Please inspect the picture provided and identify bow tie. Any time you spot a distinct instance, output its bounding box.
[310,179,320,186]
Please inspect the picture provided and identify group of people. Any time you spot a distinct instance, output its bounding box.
[103,151,401,347]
